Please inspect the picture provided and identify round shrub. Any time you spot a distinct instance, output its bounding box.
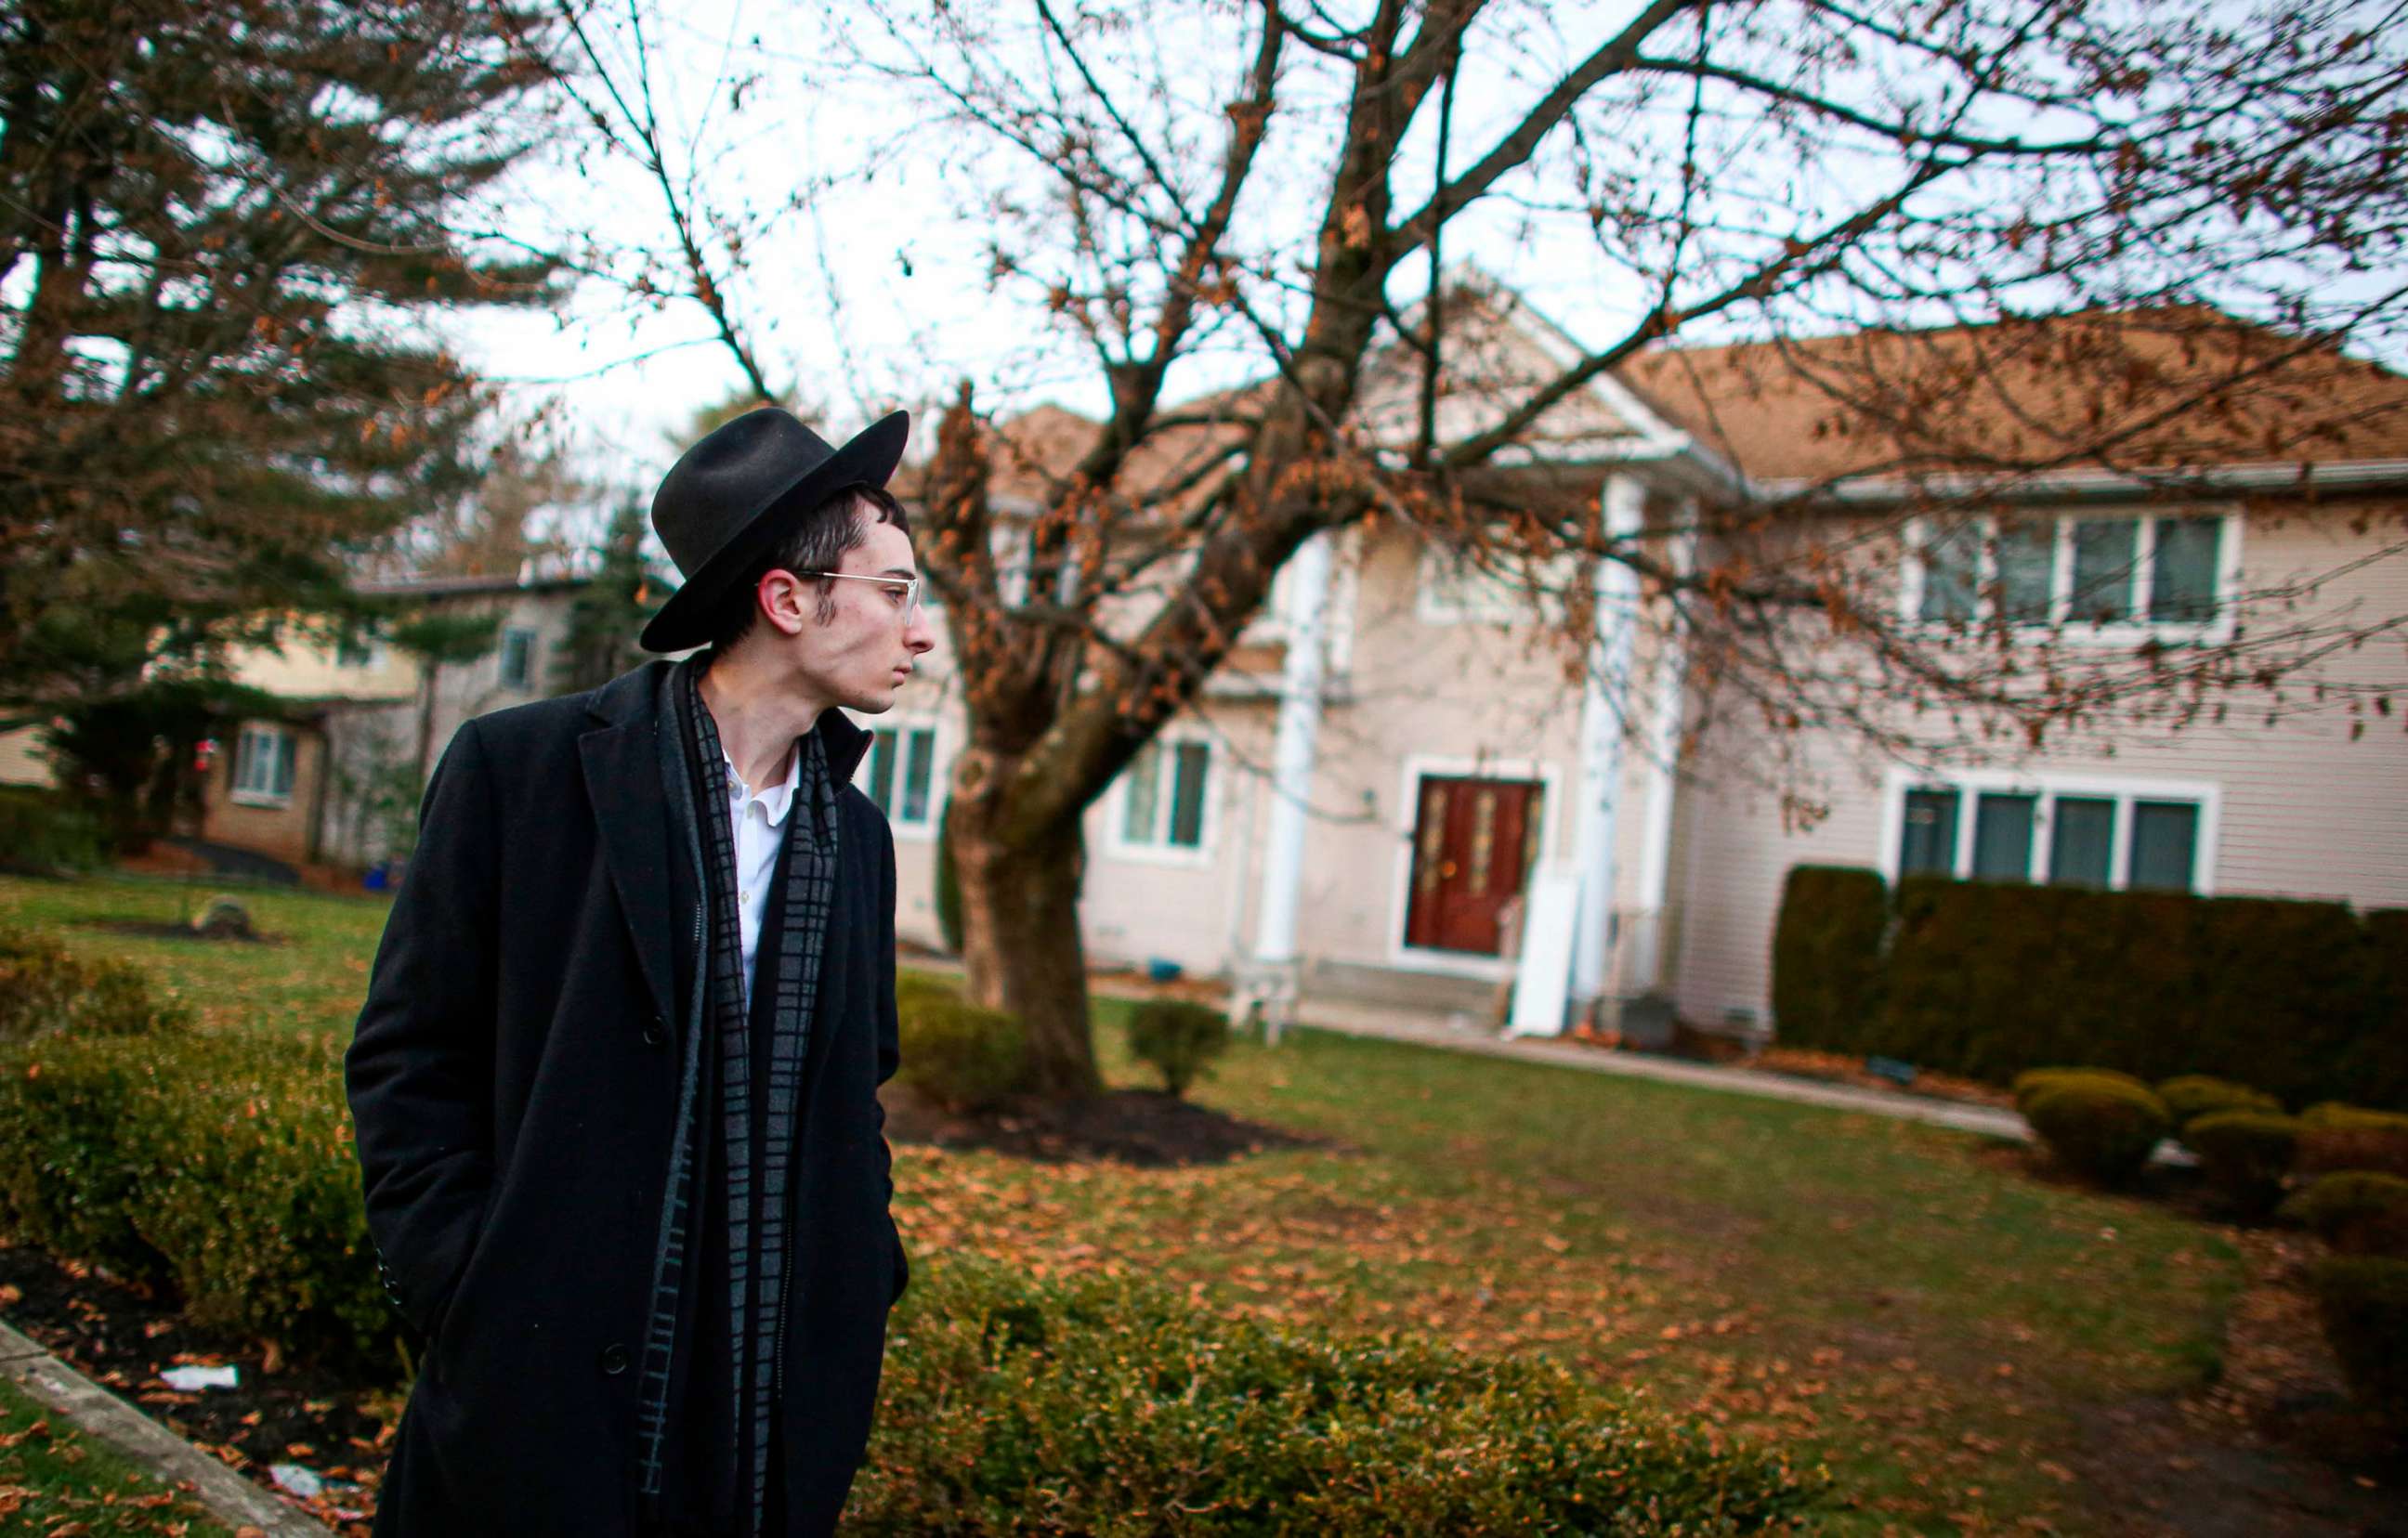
[855,1256,1830,1533]
[2158,1075,2283,1128]
[2282,1172,2408,1257]
[2297,1107,2408,1180]
[2309,1256,2408,1425]
[2022,1078,2170,1185]
[2012,1065,2153,1114]
[1125,998,1231,1098]
[2182,1110,2300,1218]
[896,992,1031,1113]
[2302,1103,2408,1134]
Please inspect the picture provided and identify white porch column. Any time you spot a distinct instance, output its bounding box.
[1241,528,1335,1042]
[1567,475,1646,1016]
[1624,510,1695,995]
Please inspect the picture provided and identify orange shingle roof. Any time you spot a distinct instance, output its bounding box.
[1622,308,2408,485]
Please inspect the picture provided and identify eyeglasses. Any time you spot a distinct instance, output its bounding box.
[791,570,923,618]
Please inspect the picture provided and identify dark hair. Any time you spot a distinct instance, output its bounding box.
[704,483,912,655]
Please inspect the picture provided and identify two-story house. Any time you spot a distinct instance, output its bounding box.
[880,285,2408,1041]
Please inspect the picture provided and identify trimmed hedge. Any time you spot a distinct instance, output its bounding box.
[2022,1079,2169,1186]
[0,928,191,1046]
[2182,1111,2299,1218]
[1124,999,1231,1098]
[852,1257,1828,1533]
[0,1025,1824,1528]
[2158,1075,2282,1128]
[2309,1256,2408,1424]
[1768,867,1889,1051]
[2282,1172,2408,1257]
[0,787,105,875]
[1771,869,2404,1107]
[0,1027,393,1372]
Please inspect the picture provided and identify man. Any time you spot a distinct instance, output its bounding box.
[346,406,937,1536]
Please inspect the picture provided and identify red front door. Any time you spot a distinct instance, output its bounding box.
[1403,776,1544,956]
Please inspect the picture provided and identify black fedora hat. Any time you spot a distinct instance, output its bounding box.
[640,406,911,653]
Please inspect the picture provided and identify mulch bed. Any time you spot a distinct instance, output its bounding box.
[882,1083,1328,1167]
[0,1237,388,1534]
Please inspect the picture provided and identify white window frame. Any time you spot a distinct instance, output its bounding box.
[1416,541,1582,628]
[852,717,943,839]
[1104,728,1218,867]
[229,723,297,809]
[1877,767,2221,893]
[496,626,538,690]
[1901,508,2241,645]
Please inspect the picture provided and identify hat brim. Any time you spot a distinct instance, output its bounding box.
[639,411,910,653]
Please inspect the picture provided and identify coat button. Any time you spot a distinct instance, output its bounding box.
[599,1343,630,1376]
[642,1017,667,1049]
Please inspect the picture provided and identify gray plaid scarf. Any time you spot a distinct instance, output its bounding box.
[634,656,842,1535]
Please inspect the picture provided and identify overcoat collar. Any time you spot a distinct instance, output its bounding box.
[576,660,875,1022]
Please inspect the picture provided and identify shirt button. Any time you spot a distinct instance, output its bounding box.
[599,1343,630,1376]
[643,1017,667,1049]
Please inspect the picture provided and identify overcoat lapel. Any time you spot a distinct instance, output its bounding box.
[579,669,677,1027]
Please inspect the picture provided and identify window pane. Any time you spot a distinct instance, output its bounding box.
[2069,519,2138,623]
[900,728,934,824]
[1995,520,2055,621]
[1121,743,1160,843]
[2048,796,2115,887]
[273,733,294,797]
[1918,524,1979,623]
[866,729,896,815]
[500,630,532,687]
[234,731,261,793]
[1168,742,1210,848]
[1900,789,1960,876]
[2129,801,2200,891]
[2150,517,2221,623]
[1971,793,2036,880]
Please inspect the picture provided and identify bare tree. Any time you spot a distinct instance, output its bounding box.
[563,0,2408,1094]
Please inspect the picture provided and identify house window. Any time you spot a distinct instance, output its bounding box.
[230,724,296,807]
[859,723,937,830]
[1890,776,2211,893]
[334,631,379,668]
[1417,545,1581,627]
[497,627,537,690]
[1912,513,2232,634]
[1115,737,1211,854]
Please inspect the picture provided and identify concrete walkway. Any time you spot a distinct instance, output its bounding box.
[0,1317,332,1536]
[1289,1000,2036,1140]
[904,953,2031,1140]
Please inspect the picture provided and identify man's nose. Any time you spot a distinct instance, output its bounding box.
[904,610,936,652]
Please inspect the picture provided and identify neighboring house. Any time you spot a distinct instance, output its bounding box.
[0,723,55,788]
[197,568,596,868]
[878,283,2408,1038]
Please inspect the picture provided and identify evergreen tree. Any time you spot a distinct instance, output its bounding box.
[552,500,661,694]
[0,0,564,707]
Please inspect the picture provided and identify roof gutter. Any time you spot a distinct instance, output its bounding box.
[1752,457,2408,507]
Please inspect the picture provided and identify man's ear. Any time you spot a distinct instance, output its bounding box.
[754,569,811,638]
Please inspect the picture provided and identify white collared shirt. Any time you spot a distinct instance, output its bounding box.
[723,745,801,1007]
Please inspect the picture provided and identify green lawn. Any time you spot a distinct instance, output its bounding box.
[3,873,2245,1535]
[0,1375,235,1536]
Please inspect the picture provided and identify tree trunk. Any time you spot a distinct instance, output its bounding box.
[413,664,440,789]
[950,794,1101,1100]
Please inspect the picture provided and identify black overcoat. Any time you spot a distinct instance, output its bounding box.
[345,660,910,1536]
